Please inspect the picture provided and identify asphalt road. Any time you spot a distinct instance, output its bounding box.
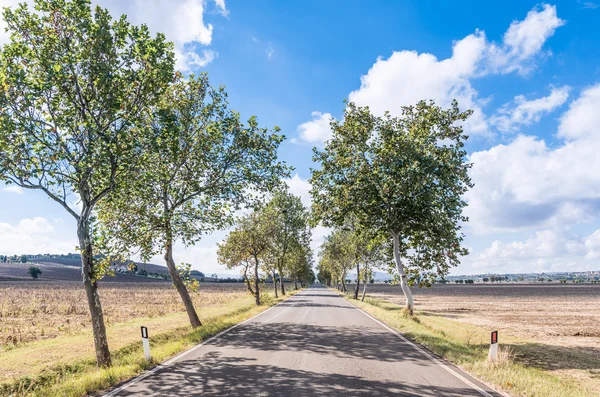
[105,286,501,397]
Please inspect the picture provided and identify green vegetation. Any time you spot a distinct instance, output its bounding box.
[217,189,314,304]
[311,100,473,314]
[0,0,174,367]
[342,293,597,397]
[96,73,288,329]
[27,266,42,279]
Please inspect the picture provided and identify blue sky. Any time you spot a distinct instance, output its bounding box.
[1,0,600,276]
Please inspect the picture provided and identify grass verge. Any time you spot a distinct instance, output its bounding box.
[1,291,297,397]
[340,293,596,397]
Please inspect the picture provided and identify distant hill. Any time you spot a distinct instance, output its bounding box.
[0,261,168,282]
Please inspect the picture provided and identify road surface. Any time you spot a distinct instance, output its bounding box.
[106,286,501,396]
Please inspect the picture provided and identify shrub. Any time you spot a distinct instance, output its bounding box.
[28,266,42,279]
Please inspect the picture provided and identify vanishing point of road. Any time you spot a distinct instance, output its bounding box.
[105,286,501,397]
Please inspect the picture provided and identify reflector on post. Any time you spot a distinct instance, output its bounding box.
[488,330,498,362]
[141,326,151,361]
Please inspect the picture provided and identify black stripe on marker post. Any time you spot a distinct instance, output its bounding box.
[141,326,148,339]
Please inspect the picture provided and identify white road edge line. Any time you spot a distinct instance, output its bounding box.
[102,292,304,397]
[338,294,499,397]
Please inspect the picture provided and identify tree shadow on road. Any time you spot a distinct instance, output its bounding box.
[117,351,484,396]
[209,321,434,364]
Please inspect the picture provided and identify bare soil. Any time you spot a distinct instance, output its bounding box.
[363,283,600,392]
[0,281,249,347]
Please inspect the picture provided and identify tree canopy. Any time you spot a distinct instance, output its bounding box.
[0,0,174,366]
[96,73,289,326]
[311,100,473,314]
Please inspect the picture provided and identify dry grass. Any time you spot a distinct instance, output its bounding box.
[0,280,296,396]
[0,290,297,397]
[343,293,598,397]
[0,281,247,347]
[358,283,600,395]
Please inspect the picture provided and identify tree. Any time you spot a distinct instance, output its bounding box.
[311,100,472,315]
[217,210,277,305]
[28,266,42,279]
[20,255,29,263]
[97,74,288,327]
[317,266,332,286]
[358,233,389,302]
[262,188,310,295]
[0,0,174,366]
[318,229,354,293]
[482,277,489,283]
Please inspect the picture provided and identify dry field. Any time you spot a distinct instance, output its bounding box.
[363,282,600,392]
[0,281,248,347]
[365,283,600,347]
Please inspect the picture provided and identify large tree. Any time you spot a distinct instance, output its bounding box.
[97,74,288,327]
[311,100,472,314]
[0,0,174,366]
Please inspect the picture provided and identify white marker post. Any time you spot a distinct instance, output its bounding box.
[488,330,498,362]
[141,326,151,361]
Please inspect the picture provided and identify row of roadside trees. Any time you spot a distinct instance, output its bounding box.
[0,0,293,368]
[0,0,473,371]
[217,189,315,305]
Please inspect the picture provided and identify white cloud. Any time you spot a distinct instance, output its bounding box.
[296,4,565,143]
[467,228,600,273]
[296,112,333,145]
[284,173,313,207]
[465,84,600,235]
[486,4,565,75]
[213,0,228,16]
[347,31,489,136]
[558,84,600,140]
[491,86,570,133]
[2,185,23,194]
[0,217,75,255]
[0,0,225,71]
[266,42,275,59]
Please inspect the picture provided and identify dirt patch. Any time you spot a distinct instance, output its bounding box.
[364,283,600,393]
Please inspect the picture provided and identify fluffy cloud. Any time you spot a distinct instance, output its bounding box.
[284,173,313,207]
[468,228,600,272]
[347,31,489,136]
[296,4,564,143]
[2,185,23,194]
[490,85,570,133]
[0,0,226,71]
[465,84,600,234]
[0,217,76,255]
[295,112,333,145]
[486,4,565,75]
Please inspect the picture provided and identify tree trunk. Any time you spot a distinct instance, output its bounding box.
[354,263,360,300]
[164,239,202,327]
[78,218,111,367]
[341,278,347,293]
[361,278,367,301]
[294,279,298,290]
[392,232,414,315]
[278,265,286,295]
[253,254,260,305]
[272,270,278,298]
